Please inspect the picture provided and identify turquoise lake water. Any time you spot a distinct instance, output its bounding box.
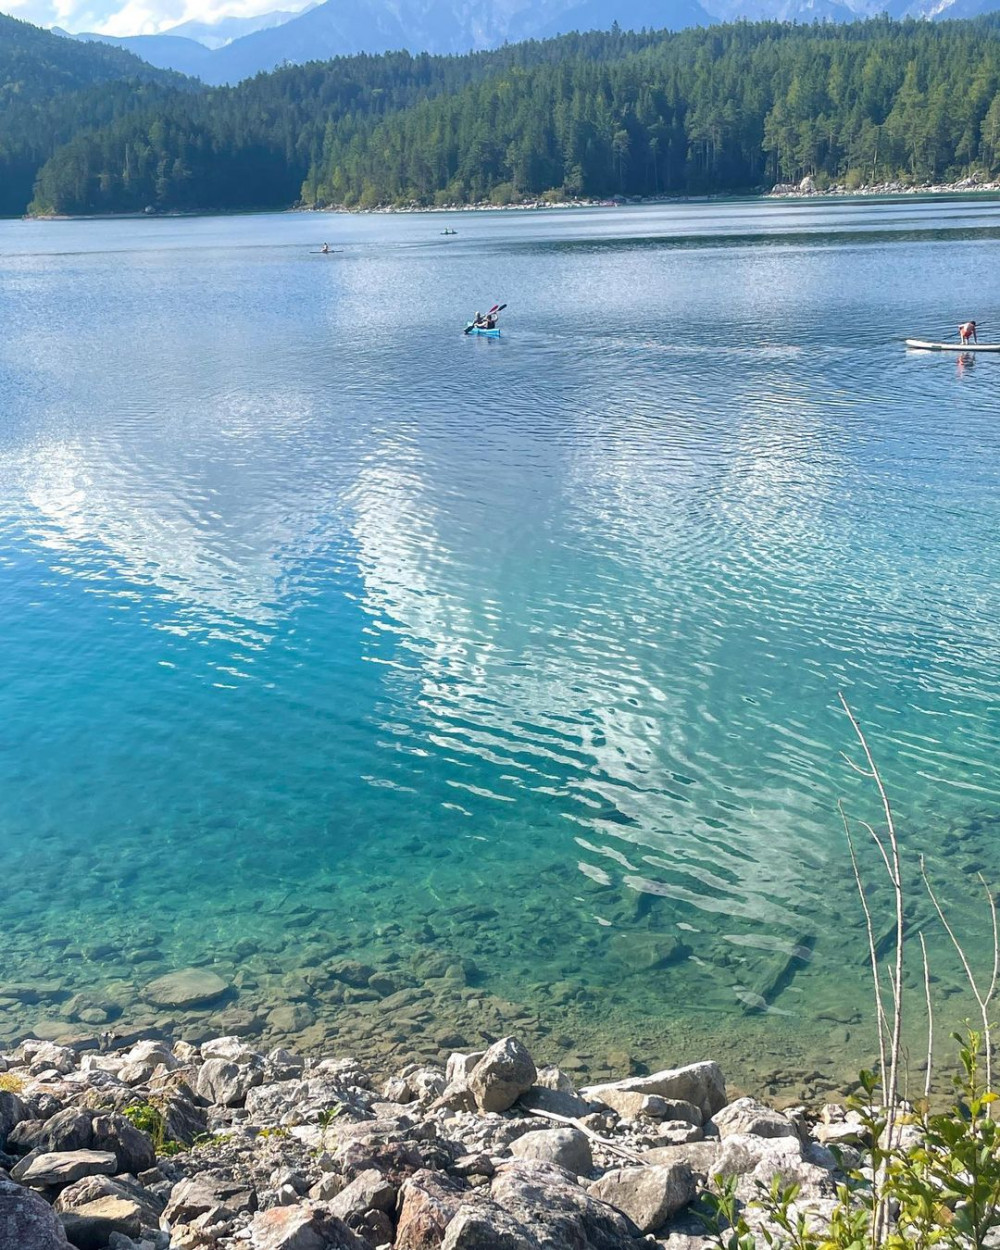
[1,198,999,1097]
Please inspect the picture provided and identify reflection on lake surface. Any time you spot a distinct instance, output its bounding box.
[1,198,999,1095]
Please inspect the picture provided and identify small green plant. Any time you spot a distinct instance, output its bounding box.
[257,1126,290,1140]
[700,1032,1000,1250]
[0,1073,25,1093]
[317,1104,344,1128]
[122,1101,184,1157]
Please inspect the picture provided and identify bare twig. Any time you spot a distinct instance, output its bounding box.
[921,857,997,1093]
[842,799,889,1085]
[522,1107,647,1165]
[919,932,933,1100]
[839,691,905,1249]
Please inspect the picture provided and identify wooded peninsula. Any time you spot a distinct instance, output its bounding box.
[6,13,1000,216]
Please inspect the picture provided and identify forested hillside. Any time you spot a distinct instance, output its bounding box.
[0,13,193,216]
[27,31,662,214]
[12,17,1000,215]
[301,19,1000,204]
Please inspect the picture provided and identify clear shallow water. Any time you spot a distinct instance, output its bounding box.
[2,198,1000,1097]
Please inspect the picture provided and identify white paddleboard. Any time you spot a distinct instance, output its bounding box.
[905,339,1000,352]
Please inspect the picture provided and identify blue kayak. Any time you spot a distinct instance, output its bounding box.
[465,324,500,337]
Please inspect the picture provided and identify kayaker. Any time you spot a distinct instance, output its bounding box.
[959,319,977,344]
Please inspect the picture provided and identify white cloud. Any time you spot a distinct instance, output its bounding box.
[2,0,310,36]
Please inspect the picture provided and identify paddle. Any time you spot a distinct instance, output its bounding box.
[465,304,506,333]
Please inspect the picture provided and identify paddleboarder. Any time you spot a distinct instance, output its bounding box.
[320,242,330,254]
[959,319,977,345]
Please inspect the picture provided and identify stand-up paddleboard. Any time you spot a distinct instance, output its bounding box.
[906,339,1000,352]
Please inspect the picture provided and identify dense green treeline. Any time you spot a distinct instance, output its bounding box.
[16,17,1000,215]
[302,18,1000,205]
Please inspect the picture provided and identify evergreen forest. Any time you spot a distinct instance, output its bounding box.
[8,12,1000,215]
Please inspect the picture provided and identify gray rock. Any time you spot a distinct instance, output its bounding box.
[250,1204,368,1249]
[814,1121,868,1147]
[492,1158,641,1247]
[159,1093,208,1147]
[162,1175,239,1226]
[508,1127,592,1174]
[265,1048,307,1082]
[710,1098,796,1140]
[0,1175,71,1248]
[196,1057,262,1106]
[714,1133,802,1179]
[53,1174,165,1228]
[28,1108,95,1155]
[200,1035,262,1064]
[587,1162,695,1233]
[142,968,229,1009]
[0,1090,28,1150]
[446,1053,485,1086]
[396,1170,466,1249]
[588,1089,667,1121]
[517,1086,595,1119]
[16,1151,118,1189]
[28,1044,76,1076]
[532,1066,578,1093]
[468,1038,536,1114]
[440,1204,535,1248]
[58,1196,142,1250]
[326,1167,397,1220]
[123,1040,177,1069]
[641,1141,720,1185]
[656,1121,704,1146]
[582,1062,726,1122]
[246,1076,358,1126]
[90,1115,155,1175]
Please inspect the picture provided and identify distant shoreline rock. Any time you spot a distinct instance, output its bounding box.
[766,173,1000,198]
[0,1030,853,1249]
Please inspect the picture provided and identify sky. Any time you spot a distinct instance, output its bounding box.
[1,0,310,36]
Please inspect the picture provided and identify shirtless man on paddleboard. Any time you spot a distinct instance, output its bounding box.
[959,320,977,345]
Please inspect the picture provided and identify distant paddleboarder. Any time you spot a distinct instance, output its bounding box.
[320,242,330,254]
[959,319,977,345]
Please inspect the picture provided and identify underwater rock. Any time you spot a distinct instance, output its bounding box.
[267,1004,316,1033]
[142,969,229,1010]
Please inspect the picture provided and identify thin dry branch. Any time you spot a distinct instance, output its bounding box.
[919,932,933,1100]
[839,691,905,1249]
[921,856,997,1092]
[522,1107,647,1165]
[842,799,889,1087]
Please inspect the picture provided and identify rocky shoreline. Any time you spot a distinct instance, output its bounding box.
[766,174,1000,198]
[0,1030,866,1250]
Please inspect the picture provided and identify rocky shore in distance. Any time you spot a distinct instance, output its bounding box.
[0,1031,865,1250]
[767,173,1000,198]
